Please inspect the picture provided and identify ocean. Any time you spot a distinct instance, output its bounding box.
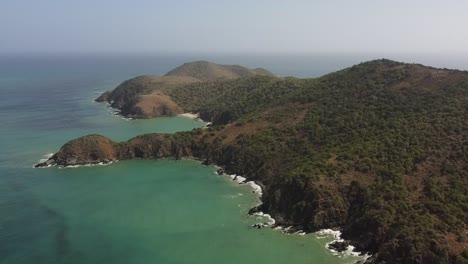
[1,54,465,264]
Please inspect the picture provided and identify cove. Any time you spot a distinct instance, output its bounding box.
[12,159,343,264]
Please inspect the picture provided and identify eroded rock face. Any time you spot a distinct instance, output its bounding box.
[257,178,349,231]
[35,134,118,167]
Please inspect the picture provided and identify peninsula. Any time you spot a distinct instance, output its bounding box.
[95,61,274,118]
[38,59,468,264]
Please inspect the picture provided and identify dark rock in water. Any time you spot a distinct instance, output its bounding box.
[216,168,225,175]
[252,223,268,229]
[201,159,212,165]
[328,241,350,252]
[248,206,260,215]
[35,157,56,168]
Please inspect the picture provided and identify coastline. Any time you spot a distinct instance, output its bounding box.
[107,105,133,121]
[178,112,212,127]
[94,98,134,120]
[34,154,370,262]
[35,153,118,168]
[95,96,208,124]
[316,229,371,260]
[212,164,371,261]
[178,112,199,119]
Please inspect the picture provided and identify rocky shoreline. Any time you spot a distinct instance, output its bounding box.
[33,132,374,261]
[214,167,371,261]
[35,153,370,262]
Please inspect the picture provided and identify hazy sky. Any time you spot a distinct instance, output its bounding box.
[1,0,467,54]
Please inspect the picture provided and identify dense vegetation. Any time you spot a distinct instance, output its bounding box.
[64,59,468,263]
[170,59,468,263]
[164,60,273,81]
[95,61,273,117]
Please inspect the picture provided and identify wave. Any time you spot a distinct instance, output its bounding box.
[57,160,118,169]
[35,153,56,167]
[34,158,118,169]
[178,112,199,119]
[316,229,371,260]
[214,170,277,230]
[253,211,275,225]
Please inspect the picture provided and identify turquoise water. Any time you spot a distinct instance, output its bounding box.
[3,160,344,264]
[0,55,373,264]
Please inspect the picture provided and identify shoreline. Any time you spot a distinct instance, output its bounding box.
[178,112,199,119]
[178,112,212,127]
[103,101,208,125]
[107,106,133,121]
[95,99,134,121]
[95,97,209,124]
[316,229,371,260]
[34,154,370,262]
[212,165,370,261]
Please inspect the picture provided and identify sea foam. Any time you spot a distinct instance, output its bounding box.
[316,229,371,259]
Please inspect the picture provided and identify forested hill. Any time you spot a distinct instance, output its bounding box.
[164,60,273,81]
[94,61,274,118]
[41,59,468,263]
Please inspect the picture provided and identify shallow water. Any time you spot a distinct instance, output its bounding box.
[0,55,375,264]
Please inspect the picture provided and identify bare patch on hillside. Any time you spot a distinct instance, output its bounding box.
[137,91,184,117]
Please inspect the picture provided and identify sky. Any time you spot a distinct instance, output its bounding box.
[1,0,468,55]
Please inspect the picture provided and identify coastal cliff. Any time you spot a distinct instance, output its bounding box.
[39,59,468,264]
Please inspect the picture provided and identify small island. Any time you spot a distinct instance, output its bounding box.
[38,59,468,264]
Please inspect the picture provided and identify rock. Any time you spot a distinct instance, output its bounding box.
[248,206,260,215]
[252,223,268,229]
[48,134,118,166]
[328,241,350,252]
[34,158,56,168]
[201,159,212,165]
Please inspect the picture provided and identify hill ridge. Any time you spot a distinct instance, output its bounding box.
[164,60,274,81]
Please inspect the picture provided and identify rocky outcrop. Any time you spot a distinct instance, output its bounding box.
[35,134,118,167]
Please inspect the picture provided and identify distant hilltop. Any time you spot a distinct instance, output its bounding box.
[95,61,274,118]
[164,61,274,81]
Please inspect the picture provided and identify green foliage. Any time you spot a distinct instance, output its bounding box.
[168,76,306,124]
[166,60,468,262]
[99,59,468,262]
